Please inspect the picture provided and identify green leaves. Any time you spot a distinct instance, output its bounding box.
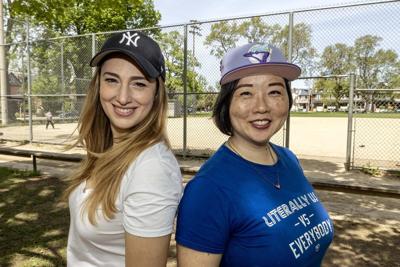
[8,0,161,35]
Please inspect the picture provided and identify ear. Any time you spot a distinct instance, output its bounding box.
[154,77,162,99]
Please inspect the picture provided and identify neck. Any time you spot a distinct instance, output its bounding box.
[227,137,276,165]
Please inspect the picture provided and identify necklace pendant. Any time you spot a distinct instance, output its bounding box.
[274,184,281,189]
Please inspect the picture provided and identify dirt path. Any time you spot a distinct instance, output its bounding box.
[318,191,400,267]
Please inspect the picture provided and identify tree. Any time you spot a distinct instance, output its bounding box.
[317,35,399,112]
[321,43,353,76]
[204,19,317,75]
[237,17,280,44]
[316,43,353,108]
[353,35,397,89]
[159,31,207,94]
[159,31,209,114]
[352,35,398,111]
[313,78,349,110]
[3,0,161,119]
[388,61,400,88]
[272,23,318,76]
[9,0,160,35]
[204,21,240,59]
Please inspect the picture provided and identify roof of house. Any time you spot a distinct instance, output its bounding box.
[9,73,22,87]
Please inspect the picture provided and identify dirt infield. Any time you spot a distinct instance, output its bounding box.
[0,116,399,167]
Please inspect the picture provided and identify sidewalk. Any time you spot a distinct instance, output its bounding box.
[177,154,400,197]
[0,141,399,198]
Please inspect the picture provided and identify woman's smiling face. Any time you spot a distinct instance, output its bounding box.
[229,73,289,148]
[99,55,157,139]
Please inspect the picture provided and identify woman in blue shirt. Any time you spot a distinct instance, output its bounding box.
[176,43,334,267]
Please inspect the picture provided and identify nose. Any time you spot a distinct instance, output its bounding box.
[253,91,269,113]
[115,83,131,105]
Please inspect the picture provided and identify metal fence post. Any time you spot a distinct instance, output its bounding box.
[345,73,355,171]
[285,12,294,148]
[61,41,65,120]
[26,20,33,143]
[182,25,189,158]
[92,33,96,75]
[0,1,8,125]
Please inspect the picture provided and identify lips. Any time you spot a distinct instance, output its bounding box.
[113,106,136,116]
[251,119,271,129]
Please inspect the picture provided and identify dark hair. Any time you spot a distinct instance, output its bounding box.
[212,79,293,136]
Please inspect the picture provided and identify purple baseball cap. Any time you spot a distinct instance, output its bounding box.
[220,43,301,85]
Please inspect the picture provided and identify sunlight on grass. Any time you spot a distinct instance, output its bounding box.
[7,212,39,225]
[38,188,55,197]
[9,178,26,184]
[15,212,39,221]
[42,229,63,238]
[0,167,67,267]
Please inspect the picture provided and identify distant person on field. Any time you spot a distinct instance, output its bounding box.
[45,111,54,129]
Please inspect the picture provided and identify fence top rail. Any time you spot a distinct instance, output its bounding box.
[144,0,400,28]
[299,74,349,79]
[355,89,400,91]
[1,0,397,46]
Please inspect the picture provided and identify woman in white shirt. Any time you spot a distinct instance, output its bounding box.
[64,31,182,267]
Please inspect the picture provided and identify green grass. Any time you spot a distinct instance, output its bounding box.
[0,167,68,267]
[361,164,383,177]
[290,111,400,118]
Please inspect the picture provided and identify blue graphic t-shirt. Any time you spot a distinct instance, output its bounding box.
[176,144,334,267]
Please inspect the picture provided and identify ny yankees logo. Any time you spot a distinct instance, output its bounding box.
[244,44,272,64]
[119,32,141,47]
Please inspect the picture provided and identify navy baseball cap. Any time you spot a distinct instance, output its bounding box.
[90,31,166,81]
[220,43,301,85]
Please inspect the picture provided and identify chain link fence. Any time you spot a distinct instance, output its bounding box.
[351,89,400,169]
[0,1,399,170]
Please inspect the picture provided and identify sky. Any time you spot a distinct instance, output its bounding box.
[153,0,397,88]
[153,0,380,26]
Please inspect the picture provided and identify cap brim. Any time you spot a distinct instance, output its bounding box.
[90,49,160,79]
[220,63,301,85]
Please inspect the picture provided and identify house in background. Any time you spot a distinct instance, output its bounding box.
[291,87,373,112]
[7,72,24,120]
[292,88,312,111]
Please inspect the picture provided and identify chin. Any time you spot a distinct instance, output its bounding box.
[248,137,270,146]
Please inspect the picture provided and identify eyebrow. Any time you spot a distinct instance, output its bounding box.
[235,81,285,90]
[102,72,148,81]
[269,82,285,88]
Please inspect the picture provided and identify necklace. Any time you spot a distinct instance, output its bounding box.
[226,140,281,190]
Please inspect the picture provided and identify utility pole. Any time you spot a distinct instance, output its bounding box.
[189,20,201,58]
[188,20,202,90]
[0,0,8,125]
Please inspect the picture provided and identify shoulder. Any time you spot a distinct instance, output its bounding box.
[197,145,234,175]
[182,146,239,199]
[130,142,180,173]
[271,143,300,163]
[271,143,305,176]
[121,142,182,193]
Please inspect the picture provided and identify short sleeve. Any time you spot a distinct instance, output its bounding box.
[276,144,303,171]
[176,177,231,254]
[122,150,182,237]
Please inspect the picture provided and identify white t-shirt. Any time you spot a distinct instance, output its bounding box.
[67,142,183,267]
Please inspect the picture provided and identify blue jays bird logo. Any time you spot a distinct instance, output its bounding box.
[244,44,272,64]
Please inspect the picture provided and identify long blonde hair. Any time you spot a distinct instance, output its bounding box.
[64,68,169,225]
